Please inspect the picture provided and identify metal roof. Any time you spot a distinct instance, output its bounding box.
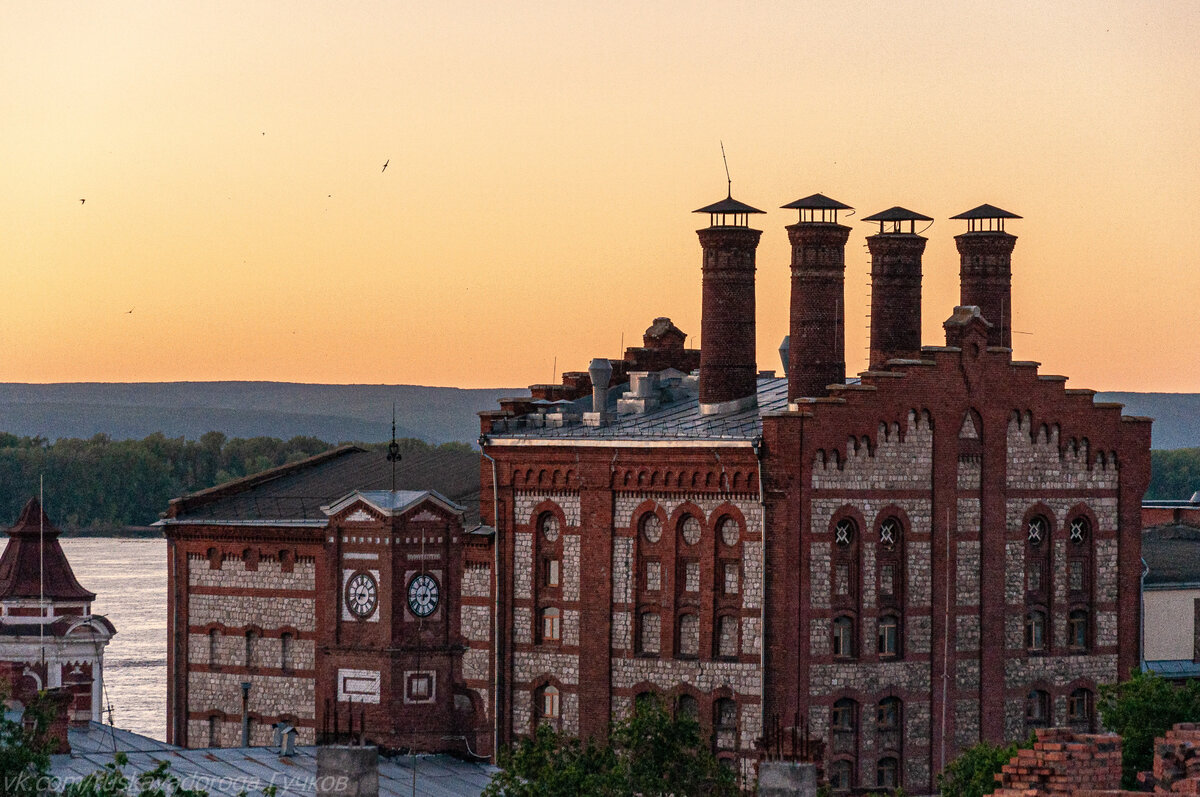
[780,193,852,210]
[491,377,791,442]
[1146,660,1200,680]
[54,723,494,796]
[1142,524,1200,587]
[862,206,933,222]
[692,196,765,215]
[950,203,1022,220]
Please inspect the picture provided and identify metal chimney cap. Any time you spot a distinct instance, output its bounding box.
[588,357,613,388]
[694,196,765,215]
[862,206,933,222]
[950,203,1022,221]
[781,193,852,211]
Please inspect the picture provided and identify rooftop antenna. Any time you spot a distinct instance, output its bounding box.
[39,475,44,669]
[720,141,732,198]
[387,402,402,492]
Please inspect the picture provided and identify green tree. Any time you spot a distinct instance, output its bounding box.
[484,694,736,796]
[937,736,1032,797]
[1098,669,1200,787]
[0,692,51,797]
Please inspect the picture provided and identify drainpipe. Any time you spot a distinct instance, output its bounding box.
[1140,557,1150,673]
[479,436,501,761]
[753,436,767,743]
[239,681,251,747]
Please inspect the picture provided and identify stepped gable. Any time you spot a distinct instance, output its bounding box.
[164,444,482,524]
[0,498,95,601]
[784,308,1152,470]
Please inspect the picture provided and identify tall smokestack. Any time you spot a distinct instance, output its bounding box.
[952,204,1021,349]
[864,206,931,369]
[781,193,853,401]
[694,194,764,415]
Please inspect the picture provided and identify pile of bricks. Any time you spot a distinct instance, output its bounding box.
[1142,723,1200,793]
[992,728,1123,796]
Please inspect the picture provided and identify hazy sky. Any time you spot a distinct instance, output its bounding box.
[2,1,1197,391]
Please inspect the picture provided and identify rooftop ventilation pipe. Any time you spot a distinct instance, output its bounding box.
[588,358,612,423]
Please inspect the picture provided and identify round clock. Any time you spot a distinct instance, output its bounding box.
[407,573,440,618]
[345,571,378,619]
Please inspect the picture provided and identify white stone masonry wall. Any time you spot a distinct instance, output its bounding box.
[1006,413,1120,490]
[188,554,316,591]
[811,410,933,490]
[189,595,315,632]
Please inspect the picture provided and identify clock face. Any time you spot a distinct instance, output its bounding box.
[345,571,378,619]
[407,573,440,618]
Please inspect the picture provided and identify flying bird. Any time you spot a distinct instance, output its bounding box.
[382,159,389,173]
[79,199,85,204]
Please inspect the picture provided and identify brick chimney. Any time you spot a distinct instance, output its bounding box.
[952,204,1021,349]
[781,193,853,400]
[864,206,931,369]
[694,194,764,415]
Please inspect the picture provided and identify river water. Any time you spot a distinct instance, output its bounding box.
[1,538,169,742]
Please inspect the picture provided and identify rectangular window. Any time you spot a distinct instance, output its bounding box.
[542,609,561,642]
[684,561,700,593]
[878,617,898,657]
[724,562,739,595]
[544,559,560,588]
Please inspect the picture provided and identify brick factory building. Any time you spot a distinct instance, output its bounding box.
[160,445,494,756]
[477,194,1152,790]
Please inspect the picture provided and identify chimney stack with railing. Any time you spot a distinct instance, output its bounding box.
[781,193,853,400]
[864,207,931,369]
[952,204,1021,349]
[694,194,764,415]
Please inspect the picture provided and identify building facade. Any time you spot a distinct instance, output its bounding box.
[477,195,1151,790]
[161,445,493,755]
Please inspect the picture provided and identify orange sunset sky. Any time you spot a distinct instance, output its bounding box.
[2,2,1198,391]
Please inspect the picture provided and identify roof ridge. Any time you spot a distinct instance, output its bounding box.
[165,445,364,518]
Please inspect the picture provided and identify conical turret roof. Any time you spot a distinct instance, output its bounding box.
[0,498,95,601]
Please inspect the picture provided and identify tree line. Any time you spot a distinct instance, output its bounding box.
[0,431,1196,533]
[0,431,468,533]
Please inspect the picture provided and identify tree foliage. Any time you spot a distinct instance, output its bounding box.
[0,432,465,532]
[1098,669,1200,788]
[1148,448,1200,501]
[0,691,51,797]
[937,736,1032,797]
[484,694,737,797]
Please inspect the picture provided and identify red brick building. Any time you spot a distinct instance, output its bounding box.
[478,194,1152,790]
[161,445,494,756]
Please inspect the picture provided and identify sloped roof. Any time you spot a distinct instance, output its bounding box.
[0,498,96,601]
[1143,524,1200,587]
[164,446,481,525]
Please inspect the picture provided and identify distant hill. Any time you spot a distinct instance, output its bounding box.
[0,382,525,445]
[0,383,1194,450]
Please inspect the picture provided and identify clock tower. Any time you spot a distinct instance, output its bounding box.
[317,489,478,752]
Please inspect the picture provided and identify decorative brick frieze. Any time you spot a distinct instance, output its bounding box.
[811,411,934,490]
[810,498,932,540]
[1005,413,1120,490]
[187,633,315,672]
[189,594,314,632]
[1004,497,1117,534]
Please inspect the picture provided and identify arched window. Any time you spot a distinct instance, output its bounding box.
[831,698,857,755]
[1069,516,1090,545]
[677,613,699,658]
[878,614,900,658]
[718,516,740,547]
[1026,689,1050,727]
[1068,688,1092,727]
[879,517,901,550]
[1025,611,1046,652]
[834,518,856,548]
[639,612,660,655]
[677,693,698,721]
[717,615,738,658]
[538,512,560,542]
[280,632,293,671]
[1069,610,1088,650]
[539,685,560,720]
[877,756,900,789]
[1027,515,1047,546]
[209,629,220,666]
[829,759,854,791]
[541,608,561,643]
[714,698,737,750]
[832,616,855,658]
[245,630,257,668]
